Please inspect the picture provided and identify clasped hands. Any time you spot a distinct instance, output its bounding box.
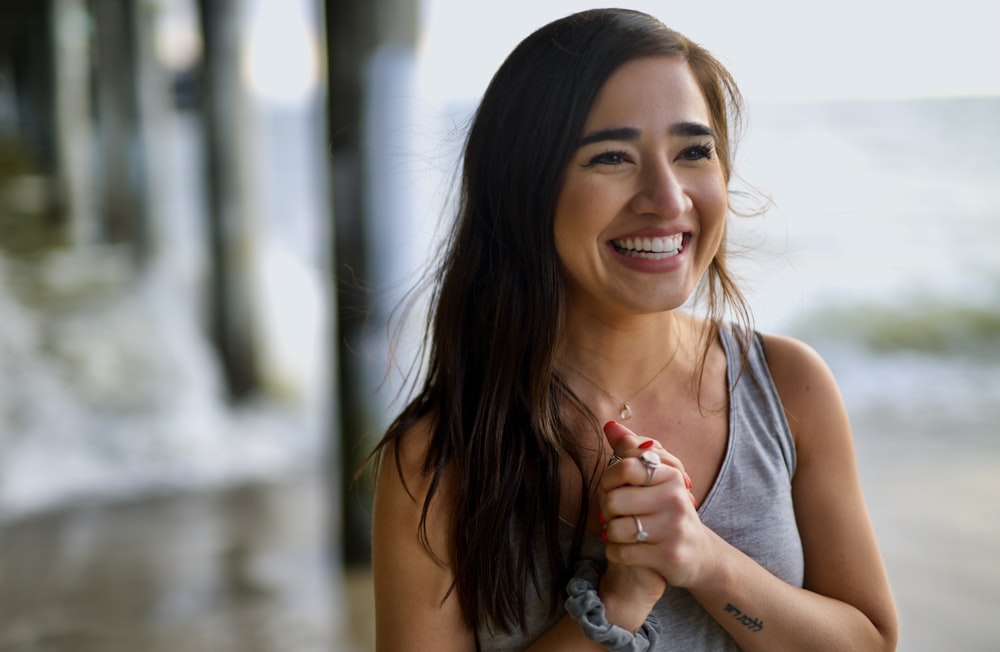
[596,420,708,626]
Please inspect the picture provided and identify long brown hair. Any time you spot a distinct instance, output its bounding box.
[370,8,751,634]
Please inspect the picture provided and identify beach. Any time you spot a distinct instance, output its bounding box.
[0,470,374,652]
[2,393,998,652]
[852,401,1000,652]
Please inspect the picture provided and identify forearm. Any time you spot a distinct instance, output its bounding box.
[690,530,895,652]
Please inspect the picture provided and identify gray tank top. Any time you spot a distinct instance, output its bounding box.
[477,325,804,650]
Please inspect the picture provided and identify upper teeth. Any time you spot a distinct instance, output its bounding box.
[613,235,683,253]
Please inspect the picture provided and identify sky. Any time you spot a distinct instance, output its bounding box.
[416,0,1000,104]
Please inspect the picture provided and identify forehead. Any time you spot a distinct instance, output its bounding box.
[583,56,711,130]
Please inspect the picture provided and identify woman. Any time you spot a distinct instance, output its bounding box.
[370,8,897,651]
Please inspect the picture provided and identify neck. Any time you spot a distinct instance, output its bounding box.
[561,308,682,360]
[557,310,693,399]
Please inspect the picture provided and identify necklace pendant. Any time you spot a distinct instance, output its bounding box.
[620,402,633,420]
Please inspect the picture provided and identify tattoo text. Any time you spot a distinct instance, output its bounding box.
[724,602,764,633]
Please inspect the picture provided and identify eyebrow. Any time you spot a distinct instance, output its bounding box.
[671,121,718,139]
[576,121,717,148]
[577,126,640,147]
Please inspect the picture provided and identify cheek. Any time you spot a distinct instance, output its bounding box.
[689,179,728,266]
[553,179,600,249]
[552,207,573,263]
[699,179,729,233]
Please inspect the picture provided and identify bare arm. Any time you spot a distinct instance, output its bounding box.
[372,420,476,652]
[708,332,897,650]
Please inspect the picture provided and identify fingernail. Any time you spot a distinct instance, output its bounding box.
[603,420,617,430]
[638,440,655,450]
[683,472,693,490]
[600,530,609,543]
[690,492,699,509]
[598,512,606,525]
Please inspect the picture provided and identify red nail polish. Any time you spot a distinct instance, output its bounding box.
[683,472,693,490]
[600,530,609,543]
[603,420,617,430]
[598,512,606,525]
[638,440,655,450]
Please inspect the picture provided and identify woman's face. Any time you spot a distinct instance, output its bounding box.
[553,56,728,320]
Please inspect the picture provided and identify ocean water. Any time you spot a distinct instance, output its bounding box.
[729,97,1000,417]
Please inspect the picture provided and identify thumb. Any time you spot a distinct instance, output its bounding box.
[603,420,646,456]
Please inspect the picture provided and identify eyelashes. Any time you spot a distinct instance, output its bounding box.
[679,141,715,161]
[581,141,715,168]
[583,150,631,167]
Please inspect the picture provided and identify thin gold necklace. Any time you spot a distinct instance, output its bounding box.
[560,342,680,421]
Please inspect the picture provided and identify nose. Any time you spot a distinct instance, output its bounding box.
[629,160,693,219]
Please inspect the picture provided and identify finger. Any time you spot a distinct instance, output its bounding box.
[603,420,645,457]
[603,421,681,468]
[601,473,688,517]
[604,450,666,490]
[604,422,685,478]
[604,512,657,545]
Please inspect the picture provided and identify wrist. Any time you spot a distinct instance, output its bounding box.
[681,526,731,593]
[599,573,655,632]
[565,560,660,651]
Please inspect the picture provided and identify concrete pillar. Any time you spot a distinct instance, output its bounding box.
[324,0,419,567]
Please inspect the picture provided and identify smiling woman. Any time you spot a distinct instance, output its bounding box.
[367,9,898,651]
[554,57,728,319]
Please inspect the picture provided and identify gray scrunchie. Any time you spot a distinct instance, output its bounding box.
[564,559,660,651]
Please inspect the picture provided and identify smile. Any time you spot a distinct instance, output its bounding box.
[611,234,685,259]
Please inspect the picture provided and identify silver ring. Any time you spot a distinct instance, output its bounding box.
[608,453,623,467]
[634,515,648,542]
[639,450,660,486]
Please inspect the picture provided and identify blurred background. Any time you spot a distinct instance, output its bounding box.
[0,0,997,650]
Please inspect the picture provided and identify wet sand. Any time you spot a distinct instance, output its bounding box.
[1,406,997,652]
[852,404,1000,652]
[0,471,374,652]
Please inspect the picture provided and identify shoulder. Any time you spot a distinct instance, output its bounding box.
[756,333,849,447]
[376,414,436,493]
[757,332,833,389]
[374,413,450,536]
[373,413,458,572]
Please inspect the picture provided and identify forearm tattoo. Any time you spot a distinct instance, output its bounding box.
[724,602,764,633]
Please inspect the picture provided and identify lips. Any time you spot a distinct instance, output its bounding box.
[611,234,685,259]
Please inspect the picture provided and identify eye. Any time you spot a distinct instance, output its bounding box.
[583,150,632,168]
[677,142,715,162]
